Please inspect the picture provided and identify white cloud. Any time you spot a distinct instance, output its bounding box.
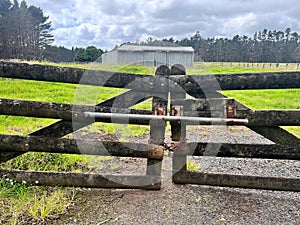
[23,0,300,49]
[219,13,257,36]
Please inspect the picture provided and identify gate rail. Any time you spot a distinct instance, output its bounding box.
[0,61,299,191]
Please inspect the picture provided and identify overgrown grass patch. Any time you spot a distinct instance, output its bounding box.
[0,178,74,224]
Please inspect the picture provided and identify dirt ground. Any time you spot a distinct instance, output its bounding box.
[55,126,300,225]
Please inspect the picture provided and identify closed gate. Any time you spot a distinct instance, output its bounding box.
[0,61,299,191]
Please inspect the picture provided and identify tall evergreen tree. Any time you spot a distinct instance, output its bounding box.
[0,0,54,59]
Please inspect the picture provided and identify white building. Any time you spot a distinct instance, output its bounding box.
[102,45,194,68]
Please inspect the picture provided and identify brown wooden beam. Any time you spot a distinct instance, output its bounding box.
[0,170,161,189]
[183,110,300,126]
[170,64,188,174]
[173,171,300,192]
[0,61,154,89]
[0,134,164,160]
[174,142,300,160]
[170,72,300,93]
[0,90,153,162]
[0,98,151,124]
[147,65,169,176]
[242,110,300,126]
[249,127,300,146]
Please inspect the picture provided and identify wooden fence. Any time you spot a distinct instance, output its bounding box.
[0,61,299,191]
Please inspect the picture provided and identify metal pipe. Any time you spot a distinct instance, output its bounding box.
[84,112,249,125]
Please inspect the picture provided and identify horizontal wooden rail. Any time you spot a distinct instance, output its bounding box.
[240,110,300,126]
[0,170,161,189]
[173,171,300,192]
[1,99,298,126]
[169,72,300,96]
[1,62,300,92]
[185,110,300,126]
[173,142,300,160]
[0,61,167,92]
[0,98,152,125]
[172,98,248,111]
[0,134,164,160]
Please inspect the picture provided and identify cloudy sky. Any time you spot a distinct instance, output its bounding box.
[24,0,300,50]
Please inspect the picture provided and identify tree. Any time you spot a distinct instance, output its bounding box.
[74,46,103,62]
[0,0,54,59]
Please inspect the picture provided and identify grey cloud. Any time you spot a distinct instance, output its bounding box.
[25,0,300,49]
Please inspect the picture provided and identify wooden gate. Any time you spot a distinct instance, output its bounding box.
[0,61,299,191]
[168,65,300,192]
[0,61,171,190]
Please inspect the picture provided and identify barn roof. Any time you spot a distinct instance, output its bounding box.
[116,45,194,53]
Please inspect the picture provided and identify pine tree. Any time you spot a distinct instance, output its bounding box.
[0,0,54,60]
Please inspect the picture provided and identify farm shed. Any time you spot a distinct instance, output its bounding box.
[102,45,194,68]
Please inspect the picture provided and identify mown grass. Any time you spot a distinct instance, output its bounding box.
[26,61,156,75]
[222,89,300,137]
[0,61,299,223]
[188,62,300,75]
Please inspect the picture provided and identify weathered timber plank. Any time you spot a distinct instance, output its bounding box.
[228,100,300,145]
[174,142,300,160]
[170,64,187,141]
[0,134,164,160]
[0,61,159,90]
[0,170,161,189]
[147,65,169,176]
[249,127,300,146]
[3,62,299,92]
[242,110,300,126]
[0,98,151,123]
[183,110,300,126]
[170,64,187,174]
[0,90,153,162]
[169,72,300,93]
[174,98,249,111]
[173,171,300,192]
[97,90,153,108]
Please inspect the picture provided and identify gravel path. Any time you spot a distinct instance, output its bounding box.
[56,126,300,225]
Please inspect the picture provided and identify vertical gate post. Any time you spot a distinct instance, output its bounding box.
[170,64,188,176]
[147,65,170,176]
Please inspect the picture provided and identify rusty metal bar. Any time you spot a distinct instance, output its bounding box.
[0,170,161,190]
[173,171,300,192]
[85,112,249,125]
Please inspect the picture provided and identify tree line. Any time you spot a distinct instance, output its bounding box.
[168,28,300,63]
[43,46,104,62]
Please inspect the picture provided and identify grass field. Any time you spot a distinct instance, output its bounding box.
[0,61,299,223]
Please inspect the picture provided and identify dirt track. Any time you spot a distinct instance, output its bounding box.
[56,126,300,225]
